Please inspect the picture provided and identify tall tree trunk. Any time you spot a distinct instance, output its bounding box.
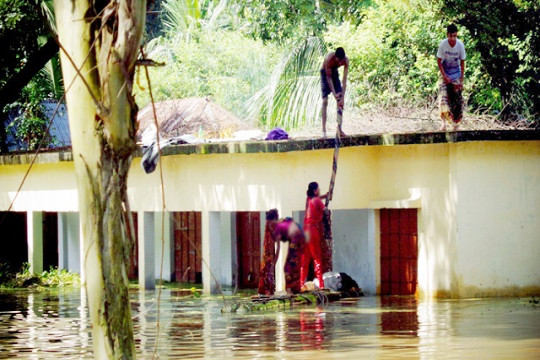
[54,1,146,358]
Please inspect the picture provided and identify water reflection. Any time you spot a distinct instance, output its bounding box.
[380,296,419,336]
[0,290,539,359]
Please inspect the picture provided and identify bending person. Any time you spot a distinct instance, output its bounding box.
[321,47,348,138]
[274,217,306,294]
[300,182,328,289]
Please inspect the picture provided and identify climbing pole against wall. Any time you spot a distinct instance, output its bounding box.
[321,108,343,273]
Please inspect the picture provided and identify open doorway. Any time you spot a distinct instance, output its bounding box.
[43,212,59,270]
[0,212,27,270]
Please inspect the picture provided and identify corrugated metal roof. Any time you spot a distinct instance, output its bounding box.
[2,100,71,153]
[41,100,71,147]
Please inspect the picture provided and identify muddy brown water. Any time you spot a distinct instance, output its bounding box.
[0,289,538,359]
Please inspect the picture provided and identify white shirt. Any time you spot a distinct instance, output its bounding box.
[437,39,466,81]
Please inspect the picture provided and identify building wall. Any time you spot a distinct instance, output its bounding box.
[453,141,540,297]
[1,140,539,297]
[332,209,377,295]
[0,161,78,211]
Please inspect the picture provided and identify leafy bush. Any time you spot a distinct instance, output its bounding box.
[323,0,498,112]
[0,263,80,289]
[136,28,280,119]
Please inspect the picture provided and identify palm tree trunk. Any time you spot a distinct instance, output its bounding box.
[54,1,146,358]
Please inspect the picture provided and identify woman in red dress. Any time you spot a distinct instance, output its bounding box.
[300,182,328,289]
[258,209,279,295]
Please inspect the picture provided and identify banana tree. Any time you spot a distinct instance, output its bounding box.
[54,1,146,358]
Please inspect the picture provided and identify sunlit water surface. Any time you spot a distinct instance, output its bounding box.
[0,289,539,359]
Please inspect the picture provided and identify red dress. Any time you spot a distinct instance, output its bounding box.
[301,197,325,289]
[258,221,276,295]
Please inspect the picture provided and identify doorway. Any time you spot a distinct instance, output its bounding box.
[236,212,261,289]
[173,212,202,283]
[380,209,418,295]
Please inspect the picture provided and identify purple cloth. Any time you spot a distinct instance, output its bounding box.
[265,127,289,141]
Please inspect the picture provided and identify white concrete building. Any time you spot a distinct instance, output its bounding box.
[0,130,539,297]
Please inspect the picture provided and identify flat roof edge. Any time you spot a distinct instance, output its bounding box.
[1,130,538,165]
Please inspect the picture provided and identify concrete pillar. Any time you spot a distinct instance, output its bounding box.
[57,212,82,274]
[27,211,43,273]
[154,212,174,281]
[219,212,233,287]
[79,217,85,284]
[202,211,222,295]
[138,211,155,290]
[230,212,238,288]
[58,213,68,271]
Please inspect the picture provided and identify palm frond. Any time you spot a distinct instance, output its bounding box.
[40,54,64,100]
[162,0,190,35]
[39,0,56,34]
[245,37,328,130]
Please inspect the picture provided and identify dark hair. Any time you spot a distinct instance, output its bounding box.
[307,182,319,198]
[335,47,346,60]
[447,24,458,34]
[266,209,279,221]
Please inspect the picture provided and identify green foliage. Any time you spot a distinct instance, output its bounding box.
[0,263,80,288]
[321,0,496,113]
[6,73,55,150]
[238,0,372,43]
[0,0,47,86]
[0,0,62,152]
[137,27,279,117]
[246,37,332,130]
[39,267,80,287]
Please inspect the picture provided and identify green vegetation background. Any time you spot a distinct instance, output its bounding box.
[0,0,538,149]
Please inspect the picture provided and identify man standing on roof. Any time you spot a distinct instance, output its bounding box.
[437,24,466,130]
[321,47,348,138]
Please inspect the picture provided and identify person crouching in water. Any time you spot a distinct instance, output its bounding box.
[274,217,306,294]
[258,209,279,295]
[301,182,328,289]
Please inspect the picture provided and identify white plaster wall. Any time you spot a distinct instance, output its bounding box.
[153,212,174,281]
[375,144,455,297]
[0,162,78,211]
[58,212,81,274]
[219,212,234,286]
[332,209,377,295]
[125,146,378,213]
[453,141,540,296]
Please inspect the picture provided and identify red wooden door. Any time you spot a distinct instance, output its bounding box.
[174,212,202,283]
[380,209,418,295]
[236,212,261,289]
[127,212,138,280]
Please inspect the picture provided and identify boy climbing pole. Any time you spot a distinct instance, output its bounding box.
[437,24,466,131]
[321,47,348,137]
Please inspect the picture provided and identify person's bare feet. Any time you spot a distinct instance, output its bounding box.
[339,130,346,138]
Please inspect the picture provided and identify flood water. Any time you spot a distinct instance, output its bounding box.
[0,289,539,359]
